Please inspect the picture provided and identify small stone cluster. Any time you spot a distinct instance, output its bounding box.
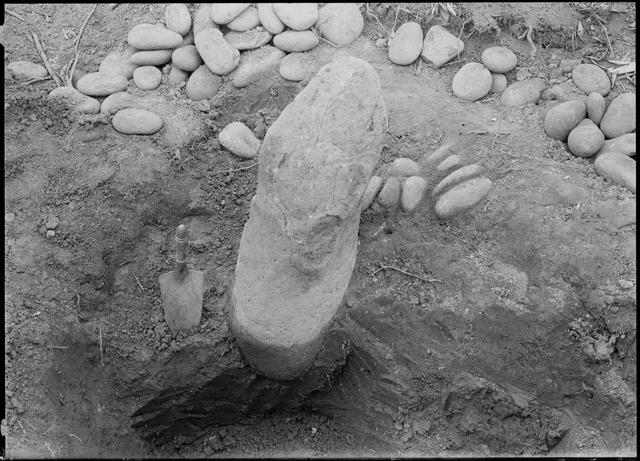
[386,23,463,68]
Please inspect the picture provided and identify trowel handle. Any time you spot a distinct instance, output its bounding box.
[174,224,188,275]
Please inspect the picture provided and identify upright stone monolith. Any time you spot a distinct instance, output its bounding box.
[229,56,387,380]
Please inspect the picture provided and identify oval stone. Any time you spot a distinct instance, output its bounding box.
[273,3,318,31]
[273,30,319,52]
[432,163,484,196]
[99,49,138,79]
[437,154,461,172]
[257,3,285,34]
[193,4,219,34]
[218,122,261,158]
[100,91,140,115]
[165,3,192,36]
[130,49,173,66]
[572,63,611,96]
[500,78,546,106]
[360,175,383,211]
[567,119,605,158]
[225,28,273,50]
[186,65,222,100]
[490,73,507,93]
[112,108,163,135]
[594,152,636,193]
[232,46,285,88]
[279,52,313,81]
[400,176,428,212]
[599,92,635,139]
[227,6,260,31]
[376,176,403,208]
[387,157,420,177]
[586,92,606,125]
[481,47,517,73]
[133,66,162,90]
[8,61,48,81]
[195,27,240,75]
[76,72,129,97]
[210,3,251,24]
[172,45,203,71]
[434,177,493,218]
[597,133,636,157]
[388,21,423,65]
[317,3,364,47]
[452,62,492,101]
[127,24,183,50]
[48,86,101,114]
[168,65,189,86]
[543,99,587,141]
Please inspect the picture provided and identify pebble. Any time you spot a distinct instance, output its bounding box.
[599,93,635,139]
[481,46,517,73]
[316,3,364,47]
[218,122,261,158]
[209,3,251,24]
[8,61,48,81]
[130,49,173,66]
[387,157,421,177]
[597,133,636,157]
[500,78,546,106]
[360,175,383,211]
[388,22,423,65]
[193,4,219,34]
[48,86,101,114]
[172,45,203,71]
[550,80,587,102]
[432,163,484,196]
[586,92,606,125]
[451,63,492,101]
[273,30,319,52]
[420,25,464,68]
[195,28,240,75]
[594,152,636,193]
[100,91,140,115]
[99,49,137,79]
[46,230,56,238]
[376,176,403,208]
[567,119,604,158]
[279,52,313,81]
[427,142,455,164]
[168,65,189,86]
[76,72,129,97]
[618,279,634,290]
[46,215,60,230]
[227,6,260,31]
[273,3,318,30]
[400,176,428,212]
[489,73,507,93]
[544,99,587,141]
[560,59,580,73]
[437,155,461,172]
[572,63,611,96]
[112,108,163,135]
[225,28,273,50]
[5,213,15,223]
[434,177,493,218]
[257,3,285,34]
[165,3,192,36]
[133,66,162,90]
[128,23,184,50]
[232,45,285,88]
[186,65,222,100]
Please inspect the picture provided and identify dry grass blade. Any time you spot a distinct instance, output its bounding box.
[365,3,390,37]
[30,32,63,86]
[215,162,259,175]
[370,265,442,285]
[5,8,24,20]
[68,4,98,86]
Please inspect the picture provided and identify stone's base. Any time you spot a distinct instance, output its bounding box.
[229,292,324,379]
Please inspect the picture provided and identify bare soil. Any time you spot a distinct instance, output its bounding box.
[3,3,636,458]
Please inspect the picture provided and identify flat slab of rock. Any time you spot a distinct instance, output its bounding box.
[388,22,423,65]
[112,108,163,135]
[230,56,387,380]
[76,72,129,97]
[420,25,464,68]
[572,63,611,96]
[128,24,183,50]
[549,80,585,102]
[452,63,491,101]
[186,65,221,100]
[8,61,48,81]
[599,93,635,139]
[279,52,313,81]
[500,78,546,106]
[218,122,261,158]
[544,99,587,141]
[48,87,101,114]
[594,152,636,193]
[316,3,364,47]
[225,28,273,50]
[231,45,285,88]
[597,133,636,157]
[434,177,493,218]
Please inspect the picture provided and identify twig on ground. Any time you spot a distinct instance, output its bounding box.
[108,3,120,10]
[592,14,615,58]
[132,273,145,292]
[29,9,51,22]
[370,222,387,239]
[370,265,442,284]
[20,76,52,85]
[310,28,339,48]
[22,418,42,434]
[99,325,104,366]
[491,118,502,150]
[17,419,26,434]
[68,4,98,86]
[526,25,536,57]
[365,3,389,36]
[215,162,259,175]
[30,31,63,86]
[50,345,68,350]
[69,433,82,442]
[457,20,469,40]
[5,8,24,20]
[44,442,55,457]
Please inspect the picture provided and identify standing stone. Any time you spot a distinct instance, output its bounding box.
[500,78,546,106]
[420,25,464,68]
[316,3,364,47]
[165,3,192,36]
[599,93,635,139]
[586,92,606,125]
[543,99,587,141]
[272,3,319,30]
[195,28,240,75]
[257,3,286,34]
[451,63,492,101]
[230,56,387,380]
[388,22,423,65]
[481,47,517,73]
[571,63,611,96]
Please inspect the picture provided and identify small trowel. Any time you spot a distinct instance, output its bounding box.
[159,224,204,333]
